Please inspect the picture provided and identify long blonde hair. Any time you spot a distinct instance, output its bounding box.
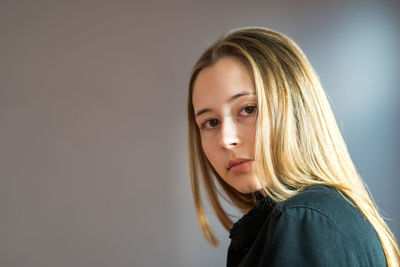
[187,27,400,265]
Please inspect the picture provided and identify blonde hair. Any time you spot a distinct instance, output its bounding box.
[187,27,400,265]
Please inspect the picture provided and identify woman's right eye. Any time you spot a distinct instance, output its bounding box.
[201,119,219,129]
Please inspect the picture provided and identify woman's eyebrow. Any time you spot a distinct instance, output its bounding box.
[195,91,256,118]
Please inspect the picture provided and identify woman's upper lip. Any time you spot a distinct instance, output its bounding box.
[227,158,253,169]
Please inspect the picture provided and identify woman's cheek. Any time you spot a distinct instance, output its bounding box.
[201,142,213,163]
[201,136,214,156]
[201,135,222,170]
[204,149,220,172]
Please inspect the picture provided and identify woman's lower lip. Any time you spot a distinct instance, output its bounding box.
[229,160,253,174]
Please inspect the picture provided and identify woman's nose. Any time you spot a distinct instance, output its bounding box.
[219,118,241,149]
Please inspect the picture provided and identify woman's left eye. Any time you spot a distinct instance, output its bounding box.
[240,105,257,115]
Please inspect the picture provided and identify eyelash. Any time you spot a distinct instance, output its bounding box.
[200,104,257,130]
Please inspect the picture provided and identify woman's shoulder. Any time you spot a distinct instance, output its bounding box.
[227,185,387,266]
[275,184,355,216]
[271,184,382,247]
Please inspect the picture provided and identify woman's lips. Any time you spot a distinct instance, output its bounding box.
[229,160,253,174]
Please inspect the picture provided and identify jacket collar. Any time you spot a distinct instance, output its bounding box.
[229,196,276,251]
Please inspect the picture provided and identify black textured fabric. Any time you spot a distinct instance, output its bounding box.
[226,185,387,267]
[229,196,276,251]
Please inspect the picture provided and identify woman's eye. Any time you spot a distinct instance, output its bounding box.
[201,119,219,129]
[241,105,257,115]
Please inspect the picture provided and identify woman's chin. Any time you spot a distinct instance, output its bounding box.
[235,184,263,194]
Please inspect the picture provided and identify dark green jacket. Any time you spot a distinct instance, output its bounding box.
[227,185,386,266]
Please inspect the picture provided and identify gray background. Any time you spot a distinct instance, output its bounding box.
[0,0,399,266]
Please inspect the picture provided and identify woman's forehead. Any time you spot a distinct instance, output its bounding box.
[192,57,256,108]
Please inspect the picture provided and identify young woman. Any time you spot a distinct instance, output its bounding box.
[187,27,400,266]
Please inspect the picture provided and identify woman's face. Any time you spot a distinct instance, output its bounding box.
[192,56,261,193]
